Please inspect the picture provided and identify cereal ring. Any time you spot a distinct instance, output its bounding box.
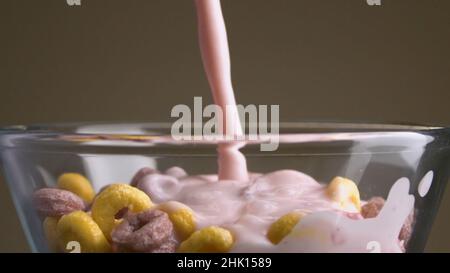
[130,167,158,187]
[57,211,111,253]
[178,226,233,253]
[111,209,177,253]
[156,201,196,240]
[361,197,385,218]
[326,176,361,211]
[267,212,305,244]
[150,238,178,253]
[57,173,95,203]
[43,217,60,252]
[91,184,153,240]
[33,188,86,217]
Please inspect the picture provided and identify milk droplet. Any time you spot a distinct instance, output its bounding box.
[418,171,433,197]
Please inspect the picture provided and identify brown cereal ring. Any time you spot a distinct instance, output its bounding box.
[33,188,86,217]
[130,167,158,187]
[111,209,177,253]
[361,197,385,219]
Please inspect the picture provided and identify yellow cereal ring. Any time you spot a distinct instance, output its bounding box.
[57,173,95,203]
[267,212,305,244]
[327,176,361,211]
[57,211,111,253]
[156,201,196,240]
[43,217,60,252]
[178,226,233,253]
[91,184,152,240]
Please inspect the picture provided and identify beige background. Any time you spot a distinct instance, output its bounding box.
[1,0,449,252]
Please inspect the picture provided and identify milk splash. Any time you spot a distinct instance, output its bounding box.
[140,168,433,252]
[272,178,414,253]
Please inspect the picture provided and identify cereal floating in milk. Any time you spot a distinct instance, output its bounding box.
[91,184,153,240]
[178,226,234,253]
[32,168,418,253]
[111,209,177,253]
[156,201,197,240]
[267,212,305,244]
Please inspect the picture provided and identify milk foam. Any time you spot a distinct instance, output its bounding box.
[140,169,420,252]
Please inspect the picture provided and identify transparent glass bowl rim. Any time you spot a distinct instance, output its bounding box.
[0,121,449,152]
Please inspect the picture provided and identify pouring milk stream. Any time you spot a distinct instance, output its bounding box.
[195,0,248,181]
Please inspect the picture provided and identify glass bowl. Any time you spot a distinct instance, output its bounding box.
[0,122,449,253]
